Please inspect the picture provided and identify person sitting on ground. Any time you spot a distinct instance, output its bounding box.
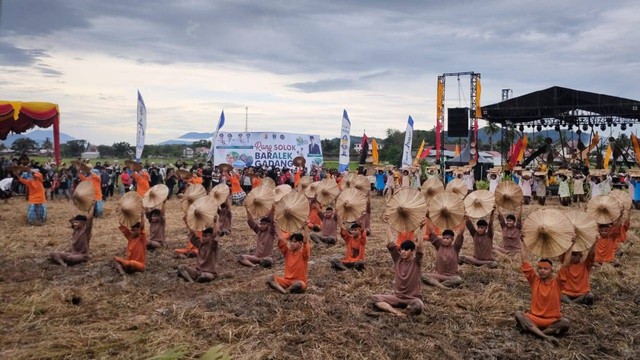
[16,169,47,225]
[307,198,322,231]
[113,211,146,275]
[459,207,498,268]
[50,201,96,266]
[371,219,425,317]
[174,216,200,258]
[237,206,276,268]
[558,242,596,305]
[145,200,167,250]
[217,199,232,236]
[266,220,311,294]
[493,204,523,255]
[330,214,367,271]
[309,206,338,245]
[421,215,466,289]
[177,223,220,283]
[594,219,626,267]
[514,238,570,343]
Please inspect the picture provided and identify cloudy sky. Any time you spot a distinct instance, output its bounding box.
[1,0,639,145]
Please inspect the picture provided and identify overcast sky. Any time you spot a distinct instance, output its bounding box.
[1,0,639,145]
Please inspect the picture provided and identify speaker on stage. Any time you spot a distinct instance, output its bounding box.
[448,108,469,138]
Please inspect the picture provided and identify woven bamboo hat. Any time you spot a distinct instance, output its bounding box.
[293,156,306,168]
[218,163,233,174]
[446,178,467,199]
[186,197,219,231]
[464,190,495,218]
[275,192,310,233]
[274,184,293,202]
[72,180,95,212]
[522,209,574,257]
[335,188,367,222]
[385,188,427,232]
[297,176,313,191]
[428,192,465,230]
[315,178,340,205]
[124,160,136,169]
[564,210,598,252]
[342,173,356,189]
[495,181,523,210]
[132,163,143,172]
[260,176,276,190]
[421,177,445,205]
[609,189,632,210]
[142,184,169,209]
[304,181,320,199]
[78,163,92,173]
[245,185,275,217]
[118,192,143,227]
[8,165,31,175]
[534,171,546,177]
[209,183,230,204]
[176,169,192,180]
[587,195,622,224]
[181,184,207,212]
[349,174,371,193]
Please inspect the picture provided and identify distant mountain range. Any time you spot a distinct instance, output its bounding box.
[1,130,76,146]
[157,132,214,145]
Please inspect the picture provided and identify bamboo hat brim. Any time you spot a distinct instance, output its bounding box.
[72,180,95,212]
[385,188,427,232]
[464,190,495,218]
[293,156,306,168]
[564,210,598,252]
[209,183,230,204]
[316,178,340,205]
[275,192,310,233]
[218,163,233,174]
[186,197,219,231]
[304,181,320,199]
[244,185,275,217]
[260,176,276,190]
[181,184,207,212]
[297,176,313,191]
[143,184,169,209]
[446,178,468,199]
[421,177,445,204]
[335,188,367,223]
[495,181,523,210]
[176,169,192,180]
[118,192,143,228]
[427,192,465,231]
[587,195,622,224]
[609,189,632,210]
[274,184,293,202]
[522,209,574,257]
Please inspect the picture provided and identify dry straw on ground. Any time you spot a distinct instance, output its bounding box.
[1,192,640,359]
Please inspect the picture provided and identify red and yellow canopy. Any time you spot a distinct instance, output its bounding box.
[0,101,61,164]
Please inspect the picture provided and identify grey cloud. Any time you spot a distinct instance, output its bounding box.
[289,78,356,93]
[0,41,48,66]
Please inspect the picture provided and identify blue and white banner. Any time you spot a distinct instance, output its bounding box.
[338,110,351,173]
[135,90,147,161]
[401,115,414,168]
[207,110,226,162]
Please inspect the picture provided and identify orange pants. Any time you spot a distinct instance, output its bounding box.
[174,242,199,256]
[275,276,307,290]
[114,257,145,272]
[526,313,559,329]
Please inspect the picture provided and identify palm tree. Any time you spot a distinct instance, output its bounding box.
[484,122,501,151]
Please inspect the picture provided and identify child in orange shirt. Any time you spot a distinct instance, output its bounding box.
[594,220,625,267]
[114,211,146,275]
[330,215,366,271]
[558,242,596,305]
[229,171,246,205]
[266,221,311,294]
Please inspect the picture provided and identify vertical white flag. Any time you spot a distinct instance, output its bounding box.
[401,116,414,168]
[338,110,351,172]
[135,90,147,161]
[207,111,226,162]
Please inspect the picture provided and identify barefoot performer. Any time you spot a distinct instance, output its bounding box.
[459,207,498,268]
[309,206,338,245]
[330,214,366,271]
[177,225,220,283]
[146,200,167,250]
[494,204,523,255]
[558,242,596,305]
[50,201,96,266]
[266,221,311,294]
[421,215,466,289]
[237,206,276,268]
[114,211,147,275]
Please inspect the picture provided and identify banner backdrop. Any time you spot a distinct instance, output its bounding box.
[213,132,323,172]
[401,116,414,168]
[135,91,147,161]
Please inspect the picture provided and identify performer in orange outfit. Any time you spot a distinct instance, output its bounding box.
[174,216,199,258]
[114,211,146,275]
[514,239,570,343]
[307,199,322,231]
[17,169,47,225]
[594,219,626,267]
[330,214,366,271]
[229,171,246,205]
[266,221,311,294]
[558,242,596,305]
[133,169,150,197]
[79,169,103,217]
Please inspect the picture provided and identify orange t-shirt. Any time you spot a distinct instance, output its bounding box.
[119,225,146,267]
[595,224,625,263]
[558,253,594,296]
[19,173,46,204]
[133,172,150,196]
[230,174,242,193]
[340,228,366,263]
[294,171,302,188]
[278,238,311,283]
[521,262,563,327]
[308,205,322,227]
[79,172,103,200]
[252,177,262,189]
[189,176,203,185]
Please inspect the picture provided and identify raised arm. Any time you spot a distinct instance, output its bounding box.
[519,238,528,264]
[86,200,96,222]
[465,216,476,236]
[139,210,145,231]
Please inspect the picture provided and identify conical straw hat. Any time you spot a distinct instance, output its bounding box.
[181,184,207,212]
[351,175,371,193]
[304,181,320,198]
[522,209,574,257]
[245,185,275,217]
[72,180,95,212]
[274,184,293,202]
[342,173,356,189]
[176,169,192,180]
[427,192,465,231]
[587,195,622,224]
[464,190,495,218]
[209,183,230,204]
[385,188,428,232]
[316,178,340,205]
[564,210,598,252]
[124,160,136,169]
[132,163,143,172]
[117,192,143,228]
[78,163,92,173]
[275,192,310,233]
[609,189,632,210]
[293,156,306,168]
[446,178,467,199]
[335,188,367,222]
[186,197,219,231]
[142,184,169,209]
[495,181,523,210]
[421,177,444,205]
[297,176,313,191]
[218,163,233,174]
[260,176,276,190]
